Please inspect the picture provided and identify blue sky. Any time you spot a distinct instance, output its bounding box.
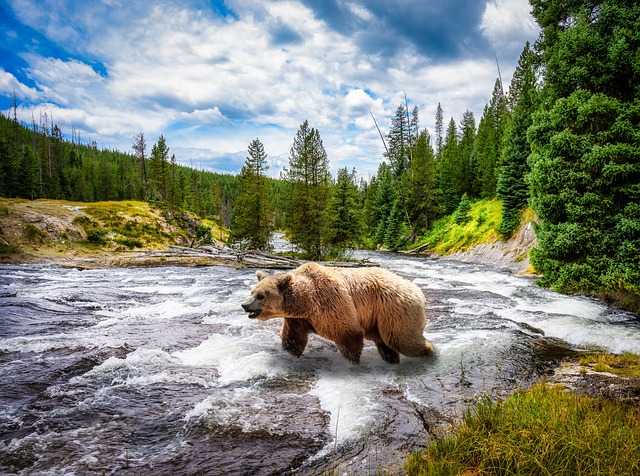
[0,0,539,179]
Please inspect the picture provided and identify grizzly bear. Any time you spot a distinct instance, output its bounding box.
[241,262,435,364]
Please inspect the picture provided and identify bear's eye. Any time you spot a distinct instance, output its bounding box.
[256,293,266,300]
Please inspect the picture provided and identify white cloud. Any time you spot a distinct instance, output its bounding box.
[0,69,40,102]
[481,0,539,55]
[4,0,541,179]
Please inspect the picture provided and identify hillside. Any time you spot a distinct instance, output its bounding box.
[405,200,538,276]
[0,198,227,268]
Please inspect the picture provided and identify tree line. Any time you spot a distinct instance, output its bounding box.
[0,0,638,307]
[229,0,639,308]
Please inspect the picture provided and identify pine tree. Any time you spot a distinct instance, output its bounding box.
[326,167,362,254]
[438,118,463,214]
[507,41,535,113]
[453,193,472,225]
[407,129,439,231]
[458,110,476,197]
[132,132,149,200]
[528,0,640,301]
[282,120,332,259]
[475,79,509,198]
[386,104,411,178]
[150,134,169,201]
[434,103,444,159]
[497,64,537,237]
[384,205,405,250]
[371,162,397,246]
[229,138,273,250]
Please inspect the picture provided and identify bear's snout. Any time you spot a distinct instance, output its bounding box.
[242,299,262,319]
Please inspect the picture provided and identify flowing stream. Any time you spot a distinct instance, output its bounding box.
[1,253,639,475]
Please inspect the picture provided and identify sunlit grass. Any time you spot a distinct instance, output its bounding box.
[579,353,640,378]
[405,383,640,476]
[417,199,503,255]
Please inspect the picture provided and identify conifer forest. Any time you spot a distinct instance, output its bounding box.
[1,0,638,307]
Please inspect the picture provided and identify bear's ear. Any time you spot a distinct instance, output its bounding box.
[276,273,292,292]
[256,270,267,282]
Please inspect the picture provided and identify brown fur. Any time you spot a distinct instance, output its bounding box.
[242,262,435,364]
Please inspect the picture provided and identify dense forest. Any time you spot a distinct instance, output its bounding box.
[0,0,638,308]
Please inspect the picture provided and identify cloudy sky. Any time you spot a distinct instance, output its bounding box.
[0,0,539,179]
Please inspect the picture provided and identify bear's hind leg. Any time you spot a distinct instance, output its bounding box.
[281,318,315,357]
[366,328,400,363]
[375,340,400,364]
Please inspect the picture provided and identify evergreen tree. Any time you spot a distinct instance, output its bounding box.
[507,41,536,113]
[361,173,379,239]
[229,138,272,250]
[386,104,411,178]
[150,134,169,201]
[282,120,332,259]
[384,205,405,250]
[132,132,149,200]
[458,110,477,197]
[453,193,472,225]
[528,0,640,302]
[438,118,463,214]
[407,129,439,231]
[475,79,509,198]
[434,103,444,159]
[372,162,397,246]
[326,167,362,253]
[497,64,537,237]
[17,145,39,200]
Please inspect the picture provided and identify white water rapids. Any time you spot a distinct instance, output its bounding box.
[0,253,638,474]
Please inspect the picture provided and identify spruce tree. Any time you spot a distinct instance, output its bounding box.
[326,167,363,254]
[282,120,331,259]
[371,162,397,246]
[528,0,640,302]
[407,129,439,231]
[497,64,537,237]
[150,135,169,201]
[434,103,444,159]
[437,118,463,214]
[453,193,472,225]
[458,110,476,197]
[475,79,509,198]
[229,138,273,250]
[386,104,411,178]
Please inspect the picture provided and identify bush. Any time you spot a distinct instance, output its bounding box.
[86,228,107,245]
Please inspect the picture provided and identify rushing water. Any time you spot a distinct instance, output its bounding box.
[1,253,639,475]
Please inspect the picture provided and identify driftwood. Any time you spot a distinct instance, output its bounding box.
[400,242,430,255]
[121,245,377,269]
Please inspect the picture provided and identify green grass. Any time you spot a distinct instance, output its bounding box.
[414,200,503,255]
[579,353,640,378]
[405,383,640,476]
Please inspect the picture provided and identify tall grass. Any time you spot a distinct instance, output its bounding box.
[405,383,640,476]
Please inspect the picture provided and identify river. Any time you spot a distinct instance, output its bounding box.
[1,253,638,475]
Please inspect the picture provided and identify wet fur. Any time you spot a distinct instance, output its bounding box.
[243,262,435,364]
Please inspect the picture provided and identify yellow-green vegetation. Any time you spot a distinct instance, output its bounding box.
[579,353,640,378]
[0,198,225,263]
[406,382,640,476]
[416,200,503,255]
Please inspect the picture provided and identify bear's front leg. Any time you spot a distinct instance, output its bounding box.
[281,318,315,357]
[335,331,364,364]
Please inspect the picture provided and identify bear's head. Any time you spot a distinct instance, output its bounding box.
[241,270,295,320]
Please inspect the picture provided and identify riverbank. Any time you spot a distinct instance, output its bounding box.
[402,201,538,277]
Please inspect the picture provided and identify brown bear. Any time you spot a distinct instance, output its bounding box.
[241,262,435,364]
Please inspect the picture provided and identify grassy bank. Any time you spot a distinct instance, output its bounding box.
[0,198,226,263]
[410,200,504,255]
[406,353,640,476]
